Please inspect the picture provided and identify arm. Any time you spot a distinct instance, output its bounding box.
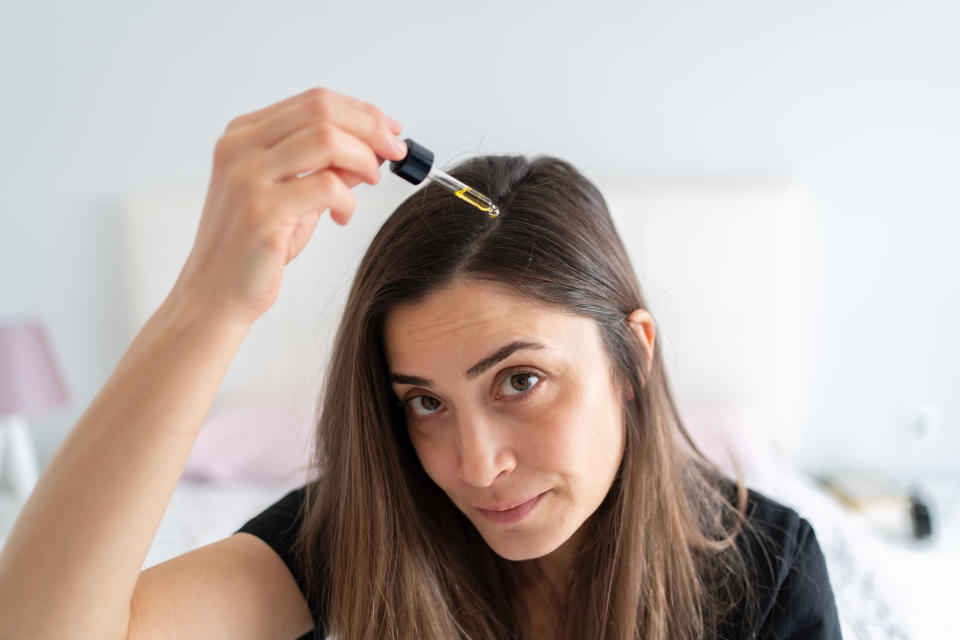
[0,86,405,640]
[128,533,315,640]
[0,296,250,639]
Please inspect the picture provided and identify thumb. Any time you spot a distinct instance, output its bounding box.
[286,209,321,264]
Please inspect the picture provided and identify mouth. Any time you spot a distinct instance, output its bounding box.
[474,491,549,525]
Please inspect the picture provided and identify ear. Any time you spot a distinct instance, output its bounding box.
[624,309,656,398]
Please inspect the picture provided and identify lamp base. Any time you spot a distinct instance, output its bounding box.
[0,414,40,504]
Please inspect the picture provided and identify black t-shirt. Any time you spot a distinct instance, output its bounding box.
[235,484,842,639]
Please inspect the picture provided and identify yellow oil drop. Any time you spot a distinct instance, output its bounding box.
[455,188,501,218]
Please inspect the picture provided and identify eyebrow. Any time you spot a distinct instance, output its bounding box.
[389,340,547,387]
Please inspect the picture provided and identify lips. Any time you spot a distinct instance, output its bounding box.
[474,494,544,511]
[474,491,548,525]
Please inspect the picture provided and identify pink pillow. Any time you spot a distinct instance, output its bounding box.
[679,403,780,480]
[184,389,318,489]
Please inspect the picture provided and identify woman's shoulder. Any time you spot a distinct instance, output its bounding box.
[741,484,812,551]
[235,483,322,639]
[235,482,316,571]
[719,479,842,639]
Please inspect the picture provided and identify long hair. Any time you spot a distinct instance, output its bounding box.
[292,155,758,639]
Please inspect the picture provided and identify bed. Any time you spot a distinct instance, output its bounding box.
[121,178,953,639]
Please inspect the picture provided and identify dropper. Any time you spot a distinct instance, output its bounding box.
[389,138,501,218]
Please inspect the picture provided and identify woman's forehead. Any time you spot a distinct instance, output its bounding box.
[383,281,599,367]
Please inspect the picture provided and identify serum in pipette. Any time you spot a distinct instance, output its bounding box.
[389,138,501,218]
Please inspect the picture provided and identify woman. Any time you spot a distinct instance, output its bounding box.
[0,87,840,639]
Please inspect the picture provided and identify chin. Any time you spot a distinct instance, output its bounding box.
[474,521,572,562]
[485,537,561,562]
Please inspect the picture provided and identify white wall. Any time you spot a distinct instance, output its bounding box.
[2,0,958,477]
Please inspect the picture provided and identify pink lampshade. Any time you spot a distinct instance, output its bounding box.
[0,319,69,416]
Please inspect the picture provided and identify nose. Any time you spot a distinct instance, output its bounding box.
[456,412,516,487]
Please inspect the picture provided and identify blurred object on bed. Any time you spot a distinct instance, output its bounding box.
[818,468,934,542]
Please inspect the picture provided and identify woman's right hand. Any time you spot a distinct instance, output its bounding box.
[171,87,407,326]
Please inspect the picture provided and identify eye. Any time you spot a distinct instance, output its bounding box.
[402,395,444,418]
[500,371,541,397]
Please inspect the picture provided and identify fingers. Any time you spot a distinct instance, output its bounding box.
[233,86,399,133]
[334,168,369,189]
[286,210,321,264]
[274,169,358,227]
[217,88,402,238]
[264,123,382,184]
[241,88,406,163]
[224,87,319,132]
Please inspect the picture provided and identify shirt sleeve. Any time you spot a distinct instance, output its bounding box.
[756,516,843,640]
[235,486,323,640]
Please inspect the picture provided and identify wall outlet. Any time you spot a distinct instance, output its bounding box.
[903,405,940,441]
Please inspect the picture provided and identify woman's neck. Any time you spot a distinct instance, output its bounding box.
[517,523,585,604]
[510,522,590,637]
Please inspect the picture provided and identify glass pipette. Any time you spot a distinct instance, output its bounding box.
[389,138,501,218]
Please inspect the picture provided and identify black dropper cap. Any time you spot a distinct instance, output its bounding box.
[389,138,434,185]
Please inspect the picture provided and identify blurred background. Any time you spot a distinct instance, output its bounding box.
[1,1,958,637]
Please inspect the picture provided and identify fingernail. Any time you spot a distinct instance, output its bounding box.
[387,116,403,133]
[393,137,407,155]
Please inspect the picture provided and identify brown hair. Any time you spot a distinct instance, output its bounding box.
[293,155,759,639]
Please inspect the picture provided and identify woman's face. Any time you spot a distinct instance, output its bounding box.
[384,278,628,562]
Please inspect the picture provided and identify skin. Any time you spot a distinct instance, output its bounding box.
[383,278,656,615]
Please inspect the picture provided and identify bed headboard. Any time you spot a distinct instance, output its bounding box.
[121,178,804,456]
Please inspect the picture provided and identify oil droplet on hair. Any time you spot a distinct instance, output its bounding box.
[455,187,501,218]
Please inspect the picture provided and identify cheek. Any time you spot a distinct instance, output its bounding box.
[408,429,456,489]
[534,381,625,476]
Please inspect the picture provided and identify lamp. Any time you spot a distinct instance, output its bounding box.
[0,319,69,503]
